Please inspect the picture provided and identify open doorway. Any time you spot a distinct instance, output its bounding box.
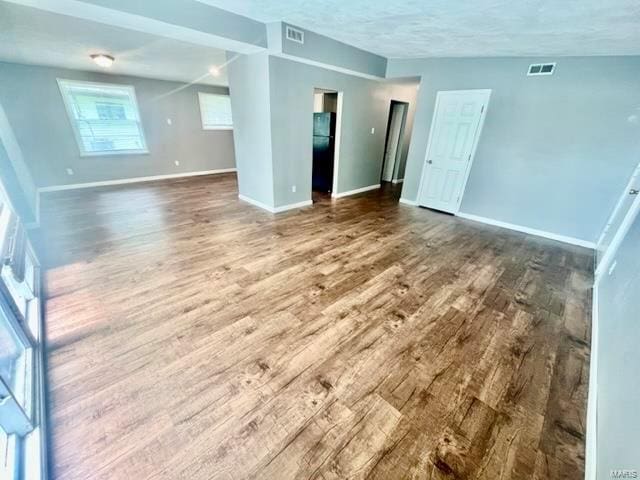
[380,101,409,184]
[312,88,342,200]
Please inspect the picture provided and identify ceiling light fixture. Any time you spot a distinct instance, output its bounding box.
[209,66,220,77]
[90,54,115,68]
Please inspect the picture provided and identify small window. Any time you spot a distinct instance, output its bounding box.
[198,93,233,130]
[57,79,148,156]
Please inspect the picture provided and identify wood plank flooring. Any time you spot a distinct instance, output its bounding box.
[38,174,593,479]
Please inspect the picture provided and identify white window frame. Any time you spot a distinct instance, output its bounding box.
[198,92,233,131]
[57,79,149,157]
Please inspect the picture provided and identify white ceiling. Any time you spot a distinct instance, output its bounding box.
[0,2,229,85]
[197,0,640,58]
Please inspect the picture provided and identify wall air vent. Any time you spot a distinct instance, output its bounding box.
[527,63,556,76]
[285,25,304,44]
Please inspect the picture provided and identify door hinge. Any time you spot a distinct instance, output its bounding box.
[468,154,471,161]
[481,105,485,113]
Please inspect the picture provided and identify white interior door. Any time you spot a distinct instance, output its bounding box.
[382,103,405,182]
[417,90,490,213]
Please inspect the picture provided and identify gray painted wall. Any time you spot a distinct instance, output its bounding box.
[76,0,267,50]
[0,101,37,223]
[226,53,416,209]
[268,55,411,207]
[387,56,640,243]
[279,23,387,78]
[226,52,275,206]
[0,62,236,187]
[0,140,35,224]
[596,209,640,477]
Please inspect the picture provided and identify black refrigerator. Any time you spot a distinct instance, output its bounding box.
[312,112,336,193]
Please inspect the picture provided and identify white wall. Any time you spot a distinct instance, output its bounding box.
[0,62,236,188]
[228,52,418,210]
[388,56,640,243]
[226,52,275,207]
[595,205,640,478]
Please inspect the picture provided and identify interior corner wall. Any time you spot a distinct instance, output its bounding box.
[388,56,640,243]
[267,55,392,208]
[0,139,36,224]
[0,101,37,223]
[227,51,275,207]
[279,23,387,78]
[0,61,236,188]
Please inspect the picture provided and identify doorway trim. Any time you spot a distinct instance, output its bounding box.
[594,159,640,278]
[380,100,409,183]
[331,92,344,196]
[416,89,491,215]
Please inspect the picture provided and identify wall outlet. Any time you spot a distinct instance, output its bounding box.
[174,160,180,166]
[291,185,297,193]
[66,168,74,175]
[167,118,172,125]
[370,127,375,134]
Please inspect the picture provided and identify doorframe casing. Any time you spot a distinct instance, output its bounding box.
[331,92,344,195]
[594,159,640,277]
[380,100,409,183]
[416,89,491,215]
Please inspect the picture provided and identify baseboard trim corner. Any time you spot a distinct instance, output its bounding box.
[238,194,275,212]
[398,197,418,206]
[238,195,313,214]
[457,212,596,249]
[38,168,237,193]
[584,280,599,480]
[332,184,380,199]
[273,200,313,213]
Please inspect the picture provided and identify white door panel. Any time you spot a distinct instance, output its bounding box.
[418,90,490,213]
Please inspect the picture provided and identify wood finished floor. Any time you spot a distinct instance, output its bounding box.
[38,174,593,480]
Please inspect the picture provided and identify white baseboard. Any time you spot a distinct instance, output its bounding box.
[391,178,404,184]
[457,212,596,249]
[273,200,313,213]
[584,280,599,480]
[398,197,417,206]
[332,184,380,199]
[238,194,274,212]
[38,168,237,193]
[238,195,312,213]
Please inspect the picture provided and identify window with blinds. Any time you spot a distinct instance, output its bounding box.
[57,79,148,156]
[198,92,233,130]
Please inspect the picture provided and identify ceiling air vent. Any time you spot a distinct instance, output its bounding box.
[527,63,556,76]
[285,25,304,44]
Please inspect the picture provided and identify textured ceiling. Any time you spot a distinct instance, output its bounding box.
[197,0,640,58]
[0,2,229,85]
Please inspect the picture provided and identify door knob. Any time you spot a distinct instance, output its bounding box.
[630,189,639,195]
[427,160,433,164]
